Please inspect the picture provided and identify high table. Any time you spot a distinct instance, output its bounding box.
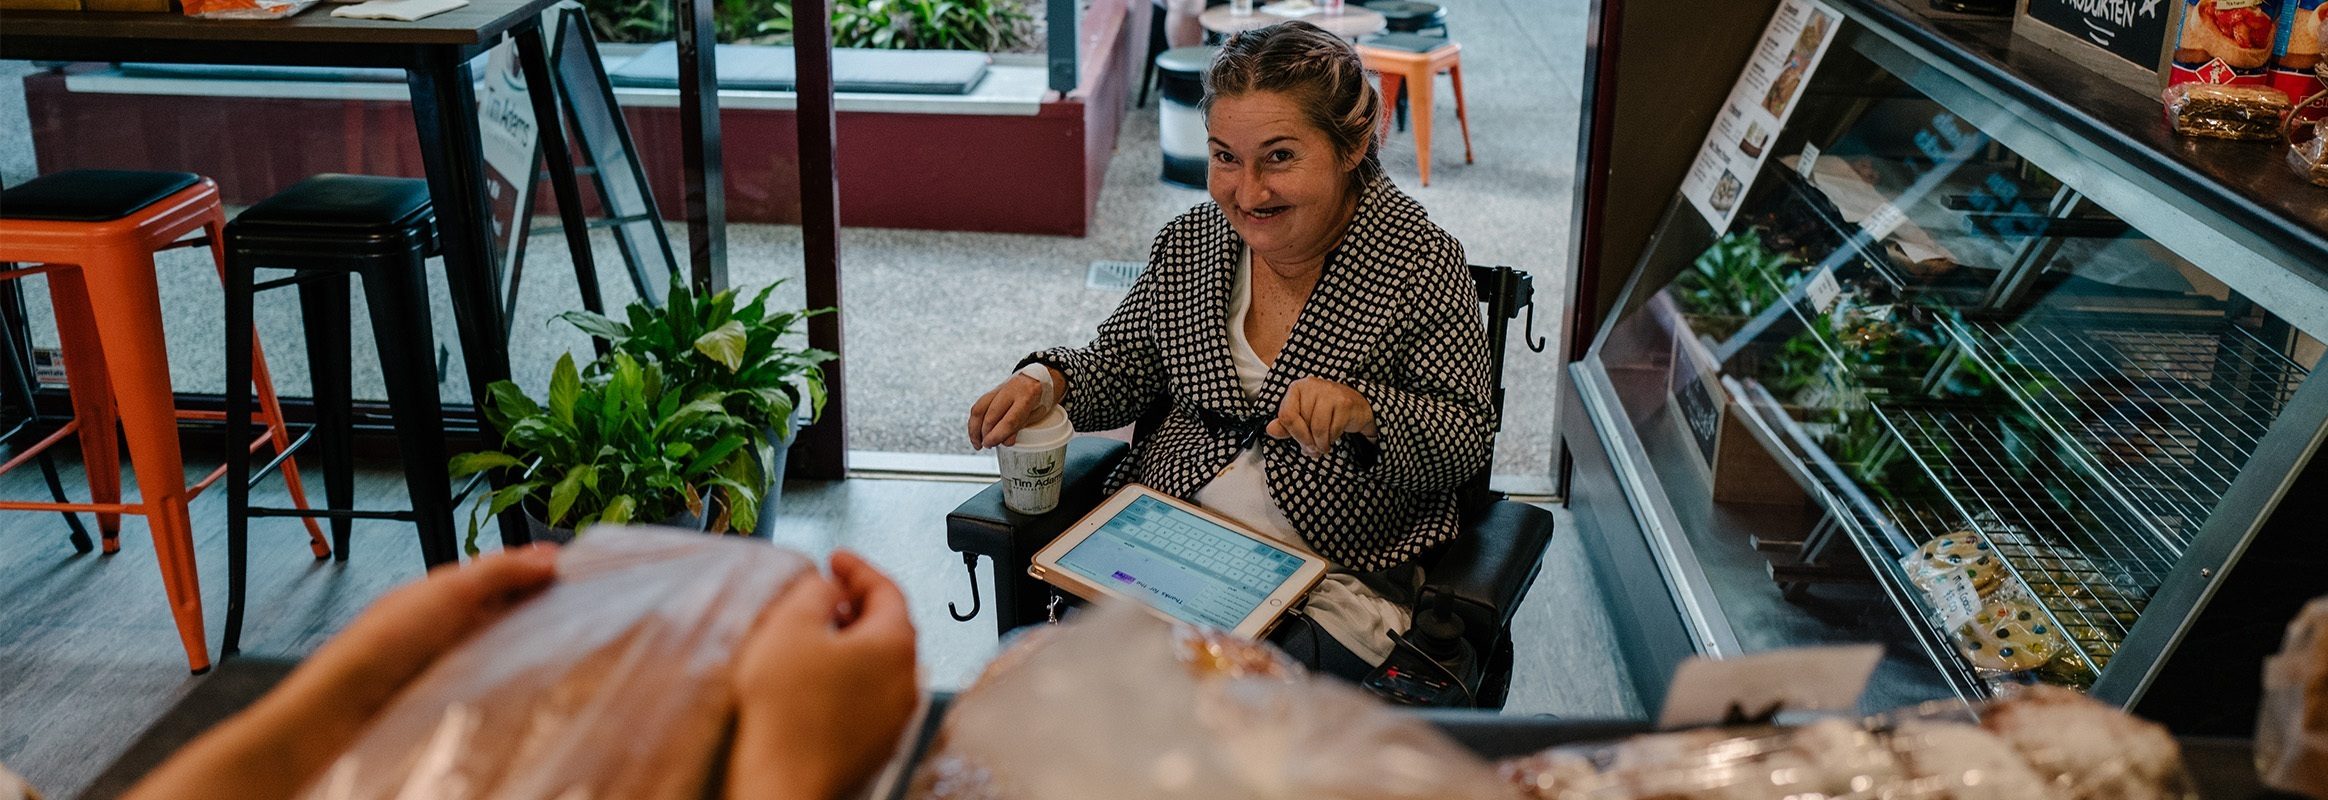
[1199,4,1386,39]
[0,0,612,557]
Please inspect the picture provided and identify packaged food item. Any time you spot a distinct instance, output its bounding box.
[294,528,812,800]
[2257,596,2328,797]
[2173,0,2282,86]
[2274,0,2328,119]
[2290,113,2328,185]
[2163,82,2292,139]
[1982,685,2190,800]
[910,603,1518,800]
[1905,532,2004,597]
[1955,595,2068,673]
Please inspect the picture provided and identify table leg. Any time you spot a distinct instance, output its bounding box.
[409,49,529,554]
[515,20,611,324]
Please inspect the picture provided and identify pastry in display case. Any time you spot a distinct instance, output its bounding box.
[1565,0,2328,729]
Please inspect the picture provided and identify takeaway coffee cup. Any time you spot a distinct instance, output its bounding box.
[997,407,1073,515]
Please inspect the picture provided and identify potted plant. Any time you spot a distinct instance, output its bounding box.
[558,280,834,534]
[449,351,769,554]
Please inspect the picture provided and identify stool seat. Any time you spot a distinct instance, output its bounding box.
[1156,45,1216,74]
[1364,32,1454,54]
[228,175,436,258]
[1,170,201,222]
[1365,1,1446,33]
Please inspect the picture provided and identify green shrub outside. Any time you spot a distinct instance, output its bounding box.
[585,0,1041,53]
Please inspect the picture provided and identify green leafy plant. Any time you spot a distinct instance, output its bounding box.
[559,280,834,449]
[1672,230,1805,341]
[583,0,1038,51]
[449,351,768,553]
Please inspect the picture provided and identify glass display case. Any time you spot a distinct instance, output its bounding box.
[1565,0,2328,724]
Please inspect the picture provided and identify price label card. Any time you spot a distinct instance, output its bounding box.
[1796,142,1822,180]
[1659,645,1882,729]
[1930,568,1984,633]
[1805,267,1842,314]
[1860,202,1907,240]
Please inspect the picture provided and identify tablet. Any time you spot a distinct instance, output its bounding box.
[1029,485,1330,638]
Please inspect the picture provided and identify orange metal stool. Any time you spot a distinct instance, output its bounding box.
[0,170,325,674]
[1359,34,1474,187]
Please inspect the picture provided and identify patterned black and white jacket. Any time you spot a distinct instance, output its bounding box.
[1028,176,1494,573]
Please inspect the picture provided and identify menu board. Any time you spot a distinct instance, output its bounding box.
[1680,0,1845,231]
[2022,0,2175,69]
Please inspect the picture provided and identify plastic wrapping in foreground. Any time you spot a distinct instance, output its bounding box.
[2258,596,2328,797]
[296,528,810,800]
[909,602,1523,800]
[1501,686,2194,800]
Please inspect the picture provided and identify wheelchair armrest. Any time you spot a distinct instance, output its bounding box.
[1423,500,1556,635]
[946,436,1128,559]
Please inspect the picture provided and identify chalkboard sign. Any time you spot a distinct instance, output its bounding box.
[1676,373,1724,469]
[2021,0,2176,70]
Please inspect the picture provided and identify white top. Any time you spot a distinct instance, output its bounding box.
[1191,247,1408,666]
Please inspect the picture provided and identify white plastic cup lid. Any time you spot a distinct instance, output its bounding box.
[1007,406,1073,451]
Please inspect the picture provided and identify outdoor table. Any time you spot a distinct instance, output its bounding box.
[0,0,613,555]
[1199,4,1386,40]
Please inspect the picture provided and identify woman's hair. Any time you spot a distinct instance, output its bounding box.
[1202,21,1385,183]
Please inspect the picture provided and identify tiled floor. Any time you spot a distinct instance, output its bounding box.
[0,456,1638,797]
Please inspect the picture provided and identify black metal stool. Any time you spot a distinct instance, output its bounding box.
[222,173,459,655]
[1366,0,1447,36]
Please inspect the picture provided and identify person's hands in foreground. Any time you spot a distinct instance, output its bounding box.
[1267,376,1378,456]
[123,544,561,800]
[728,550,920,800]
[967,367,1062,449]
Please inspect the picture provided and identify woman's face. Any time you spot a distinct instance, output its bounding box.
[1206,90,1360,266]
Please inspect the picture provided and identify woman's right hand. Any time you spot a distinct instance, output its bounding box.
[966,370,1059,449]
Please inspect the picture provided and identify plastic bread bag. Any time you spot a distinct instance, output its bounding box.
[2258,596,2328,798]
[295,527,811,800]
[1501,686,2193,799]
[1500,718,1909,800]
[181,0,319,19]
[908,602,1522,800]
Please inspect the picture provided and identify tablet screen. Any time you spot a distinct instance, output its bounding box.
[1053,494,1310,630]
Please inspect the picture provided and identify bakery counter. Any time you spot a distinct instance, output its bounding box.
[884,695,2302,799]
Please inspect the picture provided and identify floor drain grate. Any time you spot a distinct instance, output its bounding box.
[1085,259,1145,292]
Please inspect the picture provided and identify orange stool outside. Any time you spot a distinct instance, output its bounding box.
[0,170,326,674]
[1359,34,1474,187]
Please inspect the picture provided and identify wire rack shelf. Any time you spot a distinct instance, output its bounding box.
[1877,404,2163,671]
[1951,315,2308,551]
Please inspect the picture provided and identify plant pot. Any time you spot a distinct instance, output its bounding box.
[749,422,799,539]
[524,506,705,545]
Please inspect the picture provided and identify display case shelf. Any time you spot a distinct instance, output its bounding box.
[1952,315,2310,547]
[1876,404,2158,678]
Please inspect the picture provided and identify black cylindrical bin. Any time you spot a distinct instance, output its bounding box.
[1157,46,1217,189]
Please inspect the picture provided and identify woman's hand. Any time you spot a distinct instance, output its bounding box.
[728,550,920,800]
[966,367,1063,449]
[124,545,562,800]
[1266,377,1378,457]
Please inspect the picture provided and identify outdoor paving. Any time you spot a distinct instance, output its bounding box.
[0,0,1587,484]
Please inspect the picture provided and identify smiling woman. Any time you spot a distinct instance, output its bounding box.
[963,21,1492,681]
